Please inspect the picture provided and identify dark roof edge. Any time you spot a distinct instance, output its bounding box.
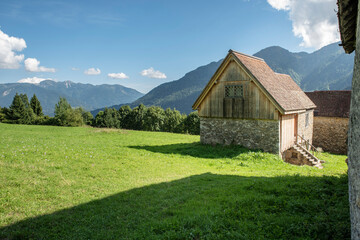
[337,0,358,53]
[228,49,265,62]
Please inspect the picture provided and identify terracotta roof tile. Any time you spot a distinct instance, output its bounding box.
[233,51,316,112]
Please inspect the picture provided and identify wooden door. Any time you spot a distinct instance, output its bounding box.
[280,114,295,152]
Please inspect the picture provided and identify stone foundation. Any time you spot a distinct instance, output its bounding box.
[283,147,313,166]
[200,117,279,154]
[313,116,348,155]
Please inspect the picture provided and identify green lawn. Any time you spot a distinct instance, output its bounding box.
[0,123,349,239]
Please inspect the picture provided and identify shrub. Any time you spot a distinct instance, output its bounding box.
[184,111,200,135]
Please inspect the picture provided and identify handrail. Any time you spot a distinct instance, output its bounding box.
[295,134,319,158]
[295,142,320,162]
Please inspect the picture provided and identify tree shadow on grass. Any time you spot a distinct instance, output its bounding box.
[0,173,349,240]
[128,142,258,159]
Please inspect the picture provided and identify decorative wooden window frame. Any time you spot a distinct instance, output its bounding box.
[224,85,243,98]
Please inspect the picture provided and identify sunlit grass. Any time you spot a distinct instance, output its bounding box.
[0,123,349,239]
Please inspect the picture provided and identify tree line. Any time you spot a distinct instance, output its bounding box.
[93,105,199,134]
[0,93,200,134]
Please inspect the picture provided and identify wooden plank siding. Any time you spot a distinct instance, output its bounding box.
[198,61,278,120]
[280,114,296,152]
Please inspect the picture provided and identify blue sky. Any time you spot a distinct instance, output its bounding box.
[0,0,340,93]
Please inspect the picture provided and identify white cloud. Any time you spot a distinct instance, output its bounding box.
[267,0,290,10]
[0,29,26,69]
[24,58,56,72]
[17,77,52,84]
[141,67,167,79]
[71,67,79,71]
[84,67,101,75]
[267,0,339,49]
[108,72,129,79]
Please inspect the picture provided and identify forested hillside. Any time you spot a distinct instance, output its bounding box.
[129,60,222,113]
[254,42,354,91]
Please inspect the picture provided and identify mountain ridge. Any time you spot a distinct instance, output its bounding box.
[0,80,144,116]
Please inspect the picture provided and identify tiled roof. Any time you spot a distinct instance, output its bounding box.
[232,51,316,112]
[305,91,351,118]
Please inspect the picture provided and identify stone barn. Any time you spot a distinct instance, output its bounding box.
[192,50,321,166]
[306,90,351,155]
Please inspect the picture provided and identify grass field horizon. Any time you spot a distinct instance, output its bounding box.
[0,123,350,239]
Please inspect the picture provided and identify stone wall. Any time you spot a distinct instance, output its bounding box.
[312,116,349,154]
[200,117,280,154]
[298,109,314,144]
[283,147,313,166]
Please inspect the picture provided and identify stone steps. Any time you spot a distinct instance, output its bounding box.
[293,144,323,169]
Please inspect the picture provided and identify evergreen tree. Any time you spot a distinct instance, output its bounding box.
[54,97,71,117]
[30,94,43,116]
[19,93,35,124]
[7,93,25,121]
[21,107,35,124]
[20,94,30,108]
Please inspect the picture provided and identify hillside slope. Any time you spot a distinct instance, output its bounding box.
[254,42,354,90]
[129,60,222,113]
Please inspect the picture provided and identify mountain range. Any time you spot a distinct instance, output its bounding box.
[0,42,354,116]
[0,80,143,116]
[254,42,354,91]
[119,42,354,114]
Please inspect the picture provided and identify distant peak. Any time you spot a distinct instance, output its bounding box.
[64,81,72,88]
[18,78,54,85]
[39,79,56,84]
[258,46,289,53]
[230,49,264,61]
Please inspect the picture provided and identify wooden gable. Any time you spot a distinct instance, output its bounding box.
[197,56,279,120]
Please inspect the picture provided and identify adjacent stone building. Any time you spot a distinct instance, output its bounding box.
[192,50,316,157]
[306,90,351,154]
[337,0,360,237]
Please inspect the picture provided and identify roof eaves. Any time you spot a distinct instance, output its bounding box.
[192,53,232,110]
[337,0,358,53]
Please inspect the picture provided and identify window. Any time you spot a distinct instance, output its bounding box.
[305,113,309,127]
[225,85,243,98]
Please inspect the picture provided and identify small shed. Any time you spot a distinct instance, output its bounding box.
[306,90,351,154]
[192,50,316,156]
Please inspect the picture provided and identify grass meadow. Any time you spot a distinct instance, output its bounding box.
[0,123,349,239]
